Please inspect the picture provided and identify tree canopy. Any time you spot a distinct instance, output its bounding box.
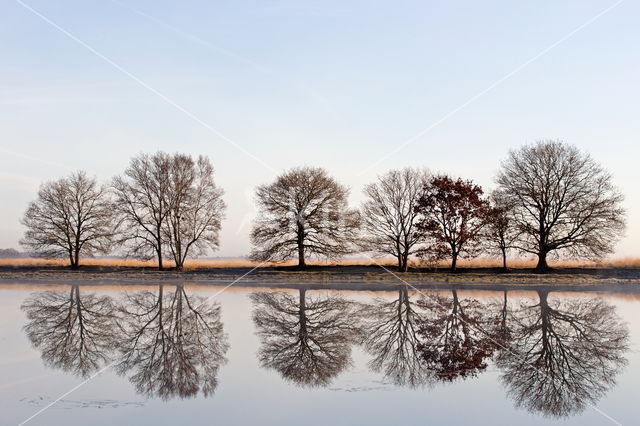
[496,140,626,271]
[250,166,360,267]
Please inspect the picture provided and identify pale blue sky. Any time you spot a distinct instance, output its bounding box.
[1,0,638,257]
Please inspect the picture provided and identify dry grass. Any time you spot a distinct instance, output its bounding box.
[0,257,255,269]
[1,256,639,269]
[429,257,640,269]
[0,257,392,269]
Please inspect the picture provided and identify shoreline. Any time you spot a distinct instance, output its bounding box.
[1,265,640,292]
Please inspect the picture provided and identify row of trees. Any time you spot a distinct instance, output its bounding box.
[21,152,226,269]
[20,140,626,272]
[250,140,625,272]
[22,285,629,417]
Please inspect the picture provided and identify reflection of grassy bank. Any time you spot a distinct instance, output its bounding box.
[1,262,640,289]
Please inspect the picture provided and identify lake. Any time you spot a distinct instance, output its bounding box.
[1,283,638,425]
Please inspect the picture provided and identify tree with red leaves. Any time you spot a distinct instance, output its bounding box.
[415,175,489,271]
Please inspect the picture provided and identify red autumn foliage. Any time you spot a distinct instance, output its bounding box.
[415,175,490,271]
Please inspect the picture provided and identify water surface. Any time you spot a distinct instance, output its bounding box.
[1,284,638,425]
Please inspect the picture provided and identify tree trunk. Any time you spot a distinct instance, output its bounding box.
[298,288,307,338]
[451,253,458,272]
[400,253,409,272]
[175,250,184,271]
[501,247,508,271]
[69,249,80,269]
[296,224,306,268]
[157,248,164,271]
[535,251,549,273]
[297,243,306,268]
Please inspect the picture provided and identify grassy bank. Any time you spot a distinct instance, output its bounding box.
[0,258,639,289]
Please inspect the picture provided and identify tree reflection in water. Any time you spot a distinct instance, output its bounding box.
[116,284,228,400]
[488,290,513,345]
[21,284,117,377]
[360,286,432,387]
[416,289,496,382]
[251,289,361,387]
[496,290,629,418]
[20,284,630,417]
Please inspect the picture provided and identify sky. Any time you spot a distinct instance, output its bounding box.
[0,0,638,258]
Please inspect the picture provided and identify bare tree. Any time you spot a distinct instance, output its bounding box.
[250,167,360,267]
[484,191,520,271]
[496,140,626,272]
[415,175,490,271]
[112,152,172,269]
[361,168,429,272]
[164,155,226,270]
[112,152,225,270]
[21,171,113,268]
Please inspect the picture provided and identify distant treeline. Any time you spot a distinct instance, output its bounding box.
[18,140,626,273]
[0,248,26,258]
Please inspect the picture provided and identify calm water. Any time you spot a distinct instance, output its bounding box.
[1,284,639,425]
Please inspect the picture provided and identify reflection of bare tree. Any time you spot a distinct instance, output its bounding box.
[497,291,629,418]
[21,285,117,377]
[116,284,228,400]
[489,290,513,344]
[416,289,496,381]
[251,289,360,387]
[360,286,431,387]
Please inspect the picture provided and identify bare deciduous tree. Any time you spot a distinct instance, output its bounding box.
[485,191,520,271]
[164,155,225,270]
[112,152,172,269]
[250,167,360,267]
[415,175,490,271]
[361,168,429,272]
[496,140,626,272]
[113,152,225,270]
[21,171,113,268]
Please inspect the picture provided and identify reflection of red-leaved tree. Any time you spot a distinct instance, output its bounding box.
[251,289,361,387]
[116,284,228,400]
[496,291,629,418]
[22,285,117,377]
[416,289,496,382]
[415,175,489,271]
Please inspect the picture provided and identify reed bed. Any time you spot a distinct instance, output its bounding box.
[1,256,639,269]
